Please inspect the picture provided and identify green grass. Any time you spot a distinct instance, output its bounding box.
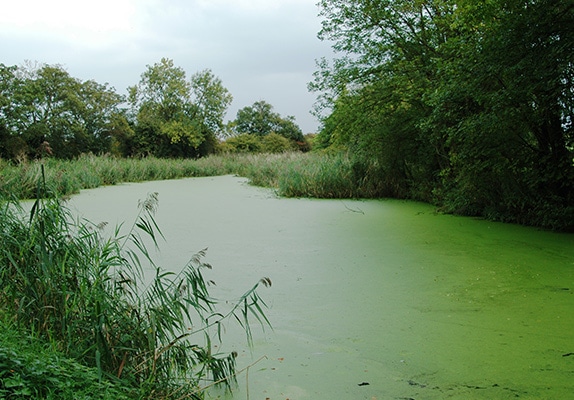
[0,167,271,398]
[0,318,130,400]
[3,151,571,230]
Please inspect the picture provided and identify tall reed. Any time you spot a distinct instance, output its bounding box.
[0,151,378,201]
[0,166,271,398]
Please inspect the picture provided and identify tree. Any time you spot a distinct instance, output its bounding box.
[311,0,448,197]
[19,64,82,157]
[312,0,574,230]
[128,58,232,157]
[275,115,305,142]
[75,79,127,155]
[424,0,574,225]
[190,69,233,135]
[261,132,293,153]
[234,101,275,136]
[0,62,126,159]
[223,133,262,153]
[0,64,18,129]
[189,69,233,155]
[232,100,305,143]
[128,58,194,156]
[0,64,21,159]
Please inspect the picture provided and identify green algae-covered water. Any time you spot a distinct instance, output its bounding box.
[68,175,574,399]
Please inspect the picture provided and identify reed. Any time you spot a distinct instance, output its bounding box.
[0,167,271,398]
[0,151,378,201]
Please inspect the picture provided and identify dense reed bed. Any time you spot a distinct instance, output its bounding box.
[0,152,370,200]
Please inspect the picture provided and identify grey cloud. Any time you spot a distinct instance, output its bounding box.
[0,1,333,133]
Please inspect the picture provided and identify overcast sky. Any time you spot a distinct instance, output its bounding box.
[0,0,334,133]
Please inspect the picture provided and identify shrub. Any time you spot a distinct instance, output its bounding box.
[260,133,293,153]
[224,134,262,153]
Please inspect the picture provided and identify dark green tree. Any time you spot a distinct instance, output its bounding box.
[0,62,126,159]
[234,101,276,136]
[0,64,21,159]
[75,79,127,155]
[312,0,574,230]
[128,58,232,157]
[233,100,305,144]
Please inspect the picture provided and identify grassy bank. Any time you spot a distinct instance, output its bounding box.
[0,152,366,200]
[3,152,571,230]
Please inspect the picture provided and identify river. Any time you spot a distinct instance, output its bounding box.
[67,175,574,399]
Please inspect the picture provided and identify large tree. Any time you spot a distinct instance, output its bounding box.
[312,0,574,230]
[0,64,23,159]
[232,100,305,142]
[0,62,126,159]
[128,58,232,157]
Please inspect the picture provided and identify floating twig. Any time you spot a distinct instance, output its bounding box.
[342,202,365,214]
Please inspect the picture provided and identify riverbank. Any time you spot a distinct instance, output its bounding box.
[1,151,572,231]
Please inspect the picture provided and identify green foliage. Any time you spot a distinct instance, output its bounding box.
[0,320,130,399]
[0,152,370,200]
[0,62,126,160]
[190,69,233,135]
[223,133,262,153]
[0,155,227,199]
[222,132,294,154]
[233,101,275,136]
[232,100,305,143]
[0,169,271,397]
[0,59,233,160]
[273,152,357,198]
[198,152,363,198]
[128,59,232,158]
[311,0,574,231]
[1,150,572,230]
[261,132,294,153]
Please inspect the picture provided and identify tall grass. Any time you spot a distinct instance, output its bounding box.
[218,152,376,198]
[0,167,271,398]
[0,152,375,201]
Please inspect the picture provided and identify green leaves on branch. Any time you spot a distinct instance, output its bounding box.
[0,62,127,160]
[232,100,305,142]
[0,57,233,160]
[160,119,202,147]
[312,0,574,230]
[129,58,232,157]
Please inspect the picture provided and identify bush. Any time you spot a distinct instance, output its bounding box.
[223,134,262,153]
[260,133,293,153]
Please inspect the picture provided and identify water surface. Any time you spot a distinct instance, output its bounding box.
[68,175,574,399]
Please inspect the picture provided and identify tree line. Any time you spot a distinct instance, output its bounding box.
[311,0,574,230]
[0,58,306,160]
